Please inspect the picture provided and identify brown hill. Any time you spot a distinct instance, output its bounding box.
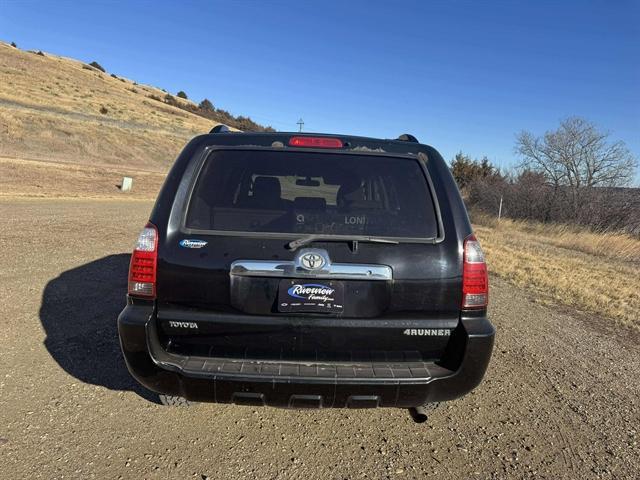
[0,41,252,172]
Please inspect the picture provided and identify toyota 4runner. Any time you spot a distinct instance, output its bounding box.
[117,130,495,419]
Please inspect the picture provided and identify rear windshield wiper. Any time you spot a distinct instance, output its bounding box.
[287,235,400,251]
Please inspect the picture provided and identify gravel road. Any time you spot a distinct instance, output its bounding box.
[1,198,638,479]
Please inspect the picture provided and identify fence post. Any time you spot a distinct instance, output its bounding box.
[498,195,503,220]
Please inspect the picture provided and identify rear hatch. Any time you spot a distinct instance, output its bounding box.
[156,147,461,363]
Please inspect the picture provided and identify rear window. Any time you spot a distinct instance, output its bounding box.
[185,150,439,238]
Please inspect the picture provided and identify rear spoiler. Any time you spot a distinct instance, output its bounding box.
[210,124,235,133]
[209,124,420,144]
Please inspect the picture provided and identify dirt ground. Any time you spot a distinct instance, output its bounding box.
[0,198,638,479]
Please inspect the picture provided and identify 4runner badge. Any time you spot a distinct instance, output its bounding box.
[403,328,451,336]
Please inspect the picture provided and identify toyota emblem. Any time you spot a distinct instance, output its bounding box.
[299,252,325,270]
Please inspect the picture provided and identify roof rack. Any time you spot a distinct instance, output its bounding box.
[210,124,234,133]
[397,133,419,143]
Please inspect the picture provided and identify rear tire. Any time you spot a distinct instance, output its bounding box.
[159,394,192,407]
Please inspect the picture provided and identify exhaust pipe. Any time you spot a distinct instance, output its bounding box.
[408,406,429,423]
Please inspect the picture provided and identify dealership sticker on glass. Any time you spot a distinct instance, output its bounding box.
[278,280,344,313]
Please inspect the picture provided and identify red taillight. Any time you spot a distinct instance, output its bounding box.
[288,136,343,148]
[128,222,158,297]
[462,234,488,309]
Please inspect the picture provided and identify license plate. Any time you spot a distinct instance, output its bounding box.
[278,280,344,313]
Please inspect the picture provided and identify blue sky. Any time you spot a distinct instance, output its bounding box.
[1,0,639,176]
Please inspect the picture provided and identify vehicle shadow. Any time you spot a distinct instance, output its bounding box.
[39,254,159,403]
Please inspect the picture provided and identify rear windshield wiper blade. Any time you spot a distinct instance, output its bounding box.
[287,235,400,251]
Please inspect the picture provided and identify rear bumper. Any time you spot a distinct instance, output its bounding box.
[117,305,495,408]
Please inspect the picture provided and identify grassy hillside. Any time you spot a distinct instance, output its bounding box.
[0,41,222,171]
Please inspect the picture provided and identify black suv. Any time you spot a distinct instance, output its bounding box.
[118,130,495,419]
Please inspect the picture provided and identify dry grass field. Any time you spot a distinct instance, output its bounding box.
[0,156,165,199]
[473,213,640,331]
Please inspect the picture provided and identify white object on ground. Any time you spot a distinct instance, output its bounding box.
[121,176,133,192]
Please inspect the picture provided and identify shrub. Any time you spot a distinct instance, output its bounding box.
[450,153,499,190]
[199,98,214,111]
[99,106,108,115]
[462,162,640,234]
[11,42,17,48]
[177,91,188,99]
[89,61,105,73]
[145,90,274,132]
[110,73,118,78]
[36,51,45,56]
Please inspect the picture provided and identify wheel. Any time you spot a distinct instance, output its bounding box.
[159,394,193,407]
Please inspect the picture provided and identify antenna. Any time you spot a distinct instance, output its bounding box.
[296,118,304,132]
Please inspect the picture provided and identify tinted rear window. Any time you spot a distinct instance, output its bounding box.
[185,150,438,238]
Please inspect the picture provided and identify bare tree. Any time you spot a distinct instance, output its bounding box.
[515,117,637,220]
